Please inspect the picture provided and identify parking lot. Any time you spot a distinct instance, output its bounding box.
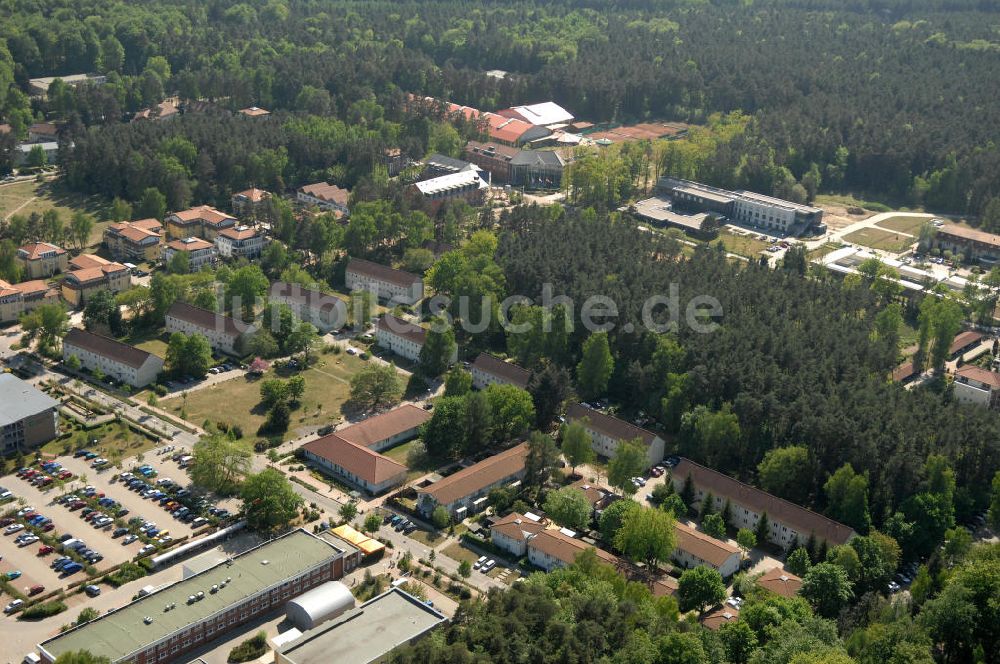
[1,447,231,599]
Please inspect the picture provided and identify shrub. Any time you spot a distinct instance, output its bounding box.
[228,631,269,663]
[19,600,67,620]
[105,562,147,587]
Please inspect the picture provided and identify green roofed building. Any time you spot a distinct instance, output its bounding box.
[38,529,354,664]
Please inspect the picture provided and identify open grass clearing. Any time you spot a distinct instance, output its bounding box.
[875,215,932,235]
[124,328,171,359]
[0,178,112,246]
[714,230,770,258]
[442,542,480,565]
[382,438,436,481]
[808,243,844,261]
[842,227,916,253]
[163,353,368,441]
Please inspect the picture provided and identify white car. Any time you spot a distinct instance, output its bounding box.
[4,524,25,535]
[17,535,39,546]
[138,544,156,555]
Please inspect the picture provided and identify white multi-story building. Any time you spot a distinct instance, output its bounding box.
[470,352,531,390]
[671,458,856,550]
[672,521,741,578]
[162,237,217,271]
[165,302,254,356]
[526,529,618,572]
[953,365,1000,409]
[731,190,823,235]
[63,328,164,388]
[269,281,346,333]
[375,314,426,363]
[345,258,423,305]
[565,403,665,468]
[214,226,267,260]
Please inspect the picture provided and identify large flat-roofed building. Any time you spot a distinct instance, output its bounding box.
[509,149,565,189]
[269,281,346,333]
[16,241,68,279]
[497,102,574,127]
[409,169,489,213]
[103,219,163,262]
[470,352,531,390]
[274,588,447,664]
[165,302,254,356]
[565,403,665,468]
[38,529,352,664]
[464,141,519,184]
[671,458,856,549]
[345,257,424,305]
[165,205,237,241]
[297,182,350,216]
[61,255,131,307]
[632,196,713,236]
[28,73,106,97]
[673,521,741,578]
[933,224,1000,263]
[417,442,529,519]
[0,278,60,323]
[0,373,59,454]
[658,177,823,235]
[63,328,164,388]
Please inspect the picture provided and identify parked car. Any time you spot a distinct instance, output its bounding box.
[122,534,138,544]
[5,570,22,580]
[61,562,83,575]
[37,545,53,555]
[28,585,45,596]
[4,599,24,614]
[84,585,101,597]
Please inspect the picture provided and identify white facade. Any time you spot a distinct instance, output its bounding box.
[732,191,822,234]
[345,269,423,305]
[164,313,252,356]
[581,424,664,468]
[672,523,741,578]
[214,229,266,260]
[163,240,217,271]
[375,326,424,363]
[62,341,163,388]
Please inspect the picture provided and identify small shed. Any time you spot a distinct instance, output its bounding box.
[286,581,356,630]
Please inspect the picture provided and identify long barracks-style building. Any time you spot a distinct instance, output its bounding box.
[38,529,355,664]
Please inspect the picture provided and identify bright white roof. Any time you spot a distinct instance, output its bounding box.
[414,170,488,196]
[511,102,574,126]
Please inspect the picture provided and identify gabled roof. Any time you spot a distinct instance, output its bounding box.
[166,302,244,339]
[376,314,426,345]
[63,328,159,369]
[464,140,520,161]
[335,404,431,449]
[471,353,531,389]
[346,257,422,288]
[937,223,1000,249]
[28,122,59,136]
[488,117,537,144]
[302,434,407,485]
[700,605,739,631]
[950,330,983,354]
[528,529,617,567]
[232,188,269,203]
[168,205,236,227]
[566,403,660,447]
[270,281,342,312]
[17,241,66,260]
[672,458,856,546]
[757,567,802,598]
[107,220,162,244]
[69,254,112,270]
[955,364,1000,389]
[674,521,739,567]
[298,182,350,207]
[239,106,270,117]
[490,512,545,544]
[421,442,529,505]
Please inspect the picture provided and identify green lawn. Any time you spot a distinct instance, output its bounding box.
[842,227,916,253]
[124,328,171,359]
[714,231,770,258]
[0,178,112,246]
[163,354,367,441]
[807,243,844,262]
[442,542,479,565]
[875,215,931,235]
[42,419,159,462]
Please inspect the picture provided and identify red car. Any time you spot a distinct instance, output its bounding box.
[40,523,54,532]
[23,512,38,520]
[28,585,45,596]
[69,501,86,510]
[57,470,73,479]
[37,545,53,555]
